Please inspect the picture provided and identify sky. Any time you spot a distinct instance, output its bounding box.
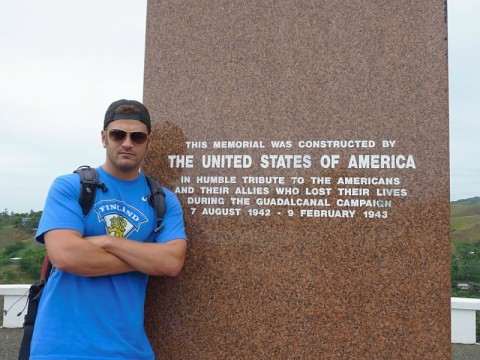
[0,0,478,213]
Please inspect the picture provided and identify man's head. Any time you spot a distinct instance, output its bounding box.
[101,100,152,179]
[104,99,151,133]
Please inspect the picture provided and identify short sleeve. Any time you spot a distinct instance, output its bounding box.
[35,174,85,243]
[152,188,187,243]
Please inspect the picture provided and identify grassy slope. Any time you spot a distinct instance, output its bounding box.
[0,223,44,283]
[451,197,480,255]
[450,197,480,255]
[0,225,36,248]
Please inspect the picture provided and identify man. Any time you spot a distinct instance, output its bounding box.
[30,99,187,359]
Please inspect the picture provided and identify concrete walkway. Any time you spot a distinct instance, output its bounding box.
[1,327,479,359]
[1,328,22,360]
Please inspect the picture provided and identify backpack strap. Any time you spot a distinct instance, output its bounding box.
[18,258,54,360]
[40,255,53,281]
[74,166,165,231]
[73,166,108,216]
[145,175,166,233]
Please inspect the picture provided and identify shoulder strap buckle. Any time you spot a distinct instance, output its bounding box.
[145,175,166,233]
[73,166,108,216]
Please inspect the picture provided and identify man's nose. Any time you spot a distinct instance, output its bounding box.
[121,134,134,147]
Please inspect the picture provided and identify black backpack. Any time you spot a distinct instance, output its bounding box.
[74,166,166,232]
[17,166,167,360]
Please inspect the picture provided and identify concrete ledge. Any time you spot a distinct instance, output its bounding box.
[2,286,480,345]
[0,284,30,296]
[452,297,480,344]
[452,297,480,311]
[0,284,30,328]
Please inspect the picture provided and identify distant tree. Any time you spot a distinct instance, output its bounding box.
[11,216,22,227]
[3,241,26,257]
[20,247,46,279]
[0,269,18,283]
[452,255,459,280]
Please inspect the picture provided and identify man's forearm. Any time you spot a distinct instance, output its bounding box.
[90,235,187,276]
[45,230,135,277]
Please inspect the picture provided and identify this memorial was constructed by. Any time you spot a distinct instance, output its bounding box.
[142,1,450,358]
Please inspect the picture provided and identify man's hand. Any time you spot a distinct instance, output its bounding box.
[45,230,187,277]
[45,230,134,277]
[88,235,187,277]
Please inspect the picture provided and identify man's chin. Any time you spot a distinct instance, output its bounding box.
[115,161,140,173]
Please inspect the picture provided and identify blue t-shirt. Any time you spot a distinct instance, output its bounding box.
[31,167,187,360]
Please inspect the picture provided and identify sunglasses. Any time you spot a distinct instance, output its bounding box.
[107,129,149,145]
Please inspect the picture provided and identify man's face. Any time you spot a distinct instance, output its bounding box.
[102,119,150,177]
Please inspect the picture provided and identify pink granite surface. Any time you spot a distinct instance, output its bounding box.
[142,1,450,358]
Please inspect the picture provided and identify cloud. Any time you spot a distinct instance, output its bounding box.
[1,0,478,211]
[0,0,147,212]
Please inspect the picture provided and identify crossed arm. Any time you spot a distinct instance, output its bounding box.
[44,229,187,277]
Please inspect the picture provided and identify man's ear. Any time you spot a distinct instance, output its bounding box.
[146,134,153,150]
[101,130,107,148]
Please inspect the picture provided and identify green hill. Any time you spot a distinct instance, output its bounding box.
[450,197,480,297]
[0,211,45,284]
[451,196,480,217]
[451,197,480,249]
